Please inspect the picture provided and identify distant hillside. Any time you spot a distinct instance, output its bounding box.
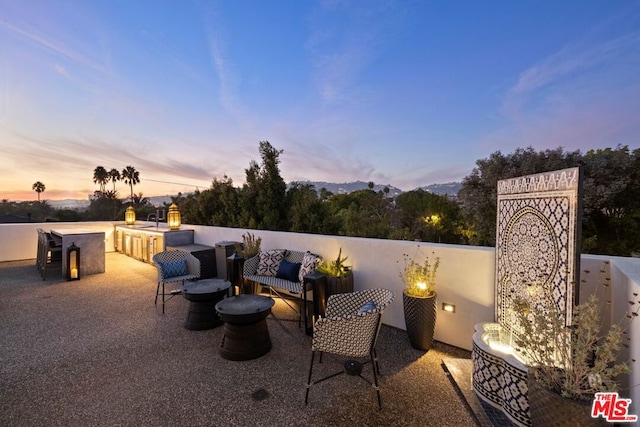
[293,180,403,197]
[294,180,462,197]
[48,199,91,209]
[44,182,462,210]
[47,195,176,210]
[419,182,462,197]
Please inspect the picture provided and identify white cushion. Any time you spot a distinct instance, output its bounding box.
[256,250,285,277]
[298,251,320,283]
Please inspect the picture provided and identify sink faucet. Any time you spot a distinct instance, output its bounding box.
[147,208,165,227]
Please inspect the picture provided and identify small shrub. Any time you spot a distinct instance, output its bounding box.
[512,266,637,402]
[398,249,440,298]
[235,232,261,258]
[316,247,349,278]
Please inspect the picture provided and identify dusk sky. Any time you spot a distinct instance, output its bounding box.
[2,1,639,201]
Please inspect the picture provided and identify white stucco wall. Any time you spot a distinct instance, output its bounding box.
[0,222,117,262]
[2,221,639,374]
[188,224,497,351]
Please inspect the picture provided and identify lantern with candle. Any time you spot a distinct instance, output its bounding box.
[125,205,136,225]
[67,242,80,281]
[167,203,181,230]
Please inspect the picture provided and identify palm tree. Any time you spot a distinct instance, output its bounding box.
[103,190,119,200]
[32,181,45,202]
[108,168,120,192]
[131,192,149,207]
[121,165,140,202]
[93,166,109,193]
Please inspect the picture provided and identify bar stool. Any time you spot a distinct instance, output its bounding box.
[38,230,62,280]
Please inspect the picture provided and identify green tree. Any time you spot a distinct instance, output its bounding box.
[285,182,328,233]
[1,198,56,221]
[32,181,45,202]
[102,190,119,200]
[393,189,464,243]
[54,209,82,222]
[93,166,109,193]
[324,189,393,238]
[456,145,640,255]
[86,194,123,221]
[131,192,150,207]
[239,141,287,230]
[121,165,140,202]
[580,146,640,255]
[175,176,240,227]
[458,147,581,246]
[208,176,240,227]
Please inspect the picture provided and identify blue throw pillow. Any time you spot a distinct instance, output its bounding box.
[276,260,301,282]
[357,301,377,314]
[158,259,188,278]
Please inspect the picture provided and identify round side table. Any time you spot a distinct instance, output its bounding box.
[182,279,231,330]
[215,294,275,360]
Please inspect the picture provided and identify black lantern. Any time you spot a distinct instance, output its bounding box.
[67,242,80,281]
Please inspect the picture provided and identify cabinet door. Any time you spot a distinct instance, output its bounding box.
[116,230,123,252]
[132,235,143,260]
[124,232,132,256]
[147,236,157,263]
[148,235,165,264]
[141,235,149,262]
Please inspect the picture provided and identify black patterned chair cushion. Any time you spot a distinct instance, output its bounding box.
[256,249,285,277]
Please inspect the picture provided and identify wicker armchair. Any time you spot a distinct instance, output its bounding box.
[152,250,200,313]
[305,288,394,410]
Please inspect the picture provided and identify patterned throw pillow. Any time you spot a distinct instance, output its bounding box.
[158,259,188,278]
[298,251,320,283]
[256,250,285,277]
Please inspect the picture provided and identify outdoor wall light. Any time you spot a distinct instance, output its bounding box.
[442,302,455,313]
[125,205,136,225]
[67,242,80,281]
[167,203,181,230]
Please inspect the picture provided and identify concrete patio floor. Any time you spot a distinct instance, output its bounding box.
[1,252,479,426]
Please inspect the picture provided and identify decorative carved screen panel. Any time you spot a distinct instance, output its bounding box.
[496,167,582,335]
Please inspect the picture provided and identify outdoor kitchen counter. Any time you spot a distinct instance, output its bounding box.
[50,228,105,279]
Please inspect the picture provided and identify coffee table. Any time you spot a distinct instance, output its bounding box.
[215,294,275,361]
[181,279,231,330]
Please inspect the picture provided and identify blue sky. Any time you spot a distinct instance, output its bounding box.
[1,0,639,201]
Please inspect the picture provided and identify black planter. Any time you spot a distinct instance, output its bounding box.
[403,291,437,351]
[309,271,355,321]
[528,372,606,426]
[325,271,354,298]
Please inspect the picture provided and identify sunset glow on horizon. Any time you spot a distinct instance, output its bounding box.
[2,1,639,201]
